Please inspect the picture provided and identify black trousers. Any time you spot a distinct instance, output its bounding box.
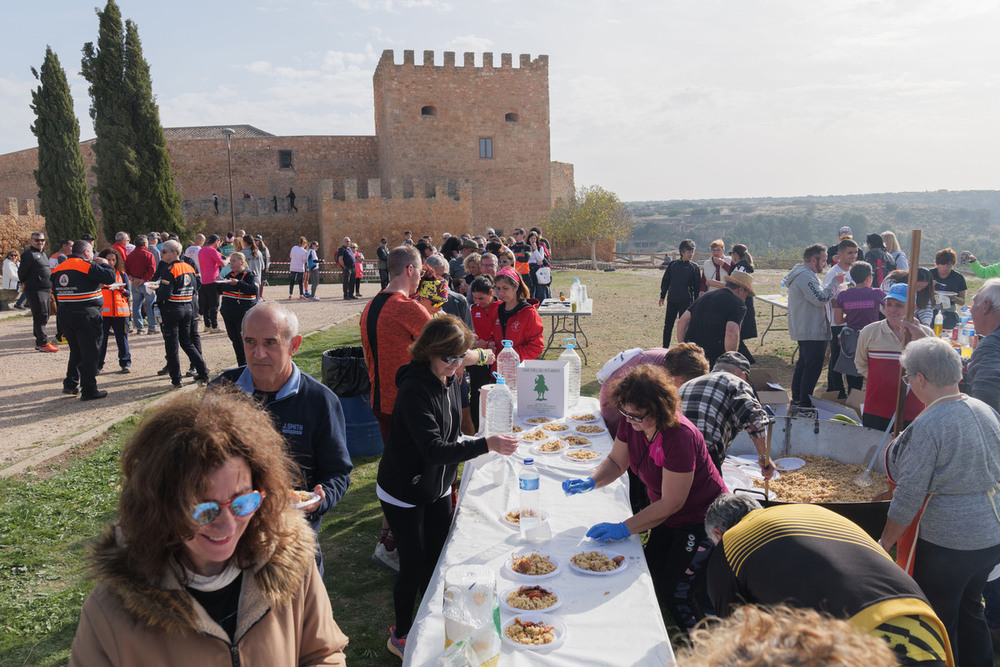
[289,271,304,296]
[60,306,103,395]
[644,522,714,632]
[342,266,353,298]
[221,305,251,367]
[379,269,389,290]
[99,317,131,369]
[662,300,691,347]
[791,339,827,407]
[199,283,220,328]
[381,494,453,637]
[913,538,1000,667]
[162,304,208,383]
[26,288,51,346]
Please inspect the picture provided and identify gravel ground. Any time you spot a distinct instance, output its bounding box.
[0,286,368,474]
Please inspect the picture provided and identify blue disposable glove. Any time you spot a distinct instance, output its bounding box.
[586,522,631,542]
[562,477,596,495]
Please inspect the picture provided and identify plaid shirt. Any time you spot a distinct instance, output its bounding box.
[678,372,769,466]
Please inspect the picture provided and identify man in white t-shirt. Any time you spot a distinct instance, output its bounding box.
[823,238,857,398]
[184,234,205,273]
[702,239,731,293]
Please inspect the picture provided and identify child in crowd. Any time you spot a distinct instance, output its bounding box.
[832,261,884,391]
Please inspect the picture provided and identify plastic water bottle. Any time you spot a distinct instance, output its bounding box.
[960,307,971,326]
[569,277,582,306]
[497,340,520,398]
[518,458,541,539]
[779,279,787,297]
[485,372,514,435]
[559,337,582,407]
[153,304,162,326]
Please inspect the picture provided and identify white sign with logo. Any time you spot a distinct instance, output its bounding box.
[516,360,569,417]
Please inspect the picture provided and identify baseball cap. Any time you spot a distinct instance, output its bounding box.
[460,238,479,250]
[838,226,852,240]
[380,237,388,243]
[714,351,751,375]
[886,283,907,303]
[80,233,95,241]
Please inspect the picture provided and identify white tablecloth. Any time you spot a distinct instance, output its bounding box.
[402,397,676,666]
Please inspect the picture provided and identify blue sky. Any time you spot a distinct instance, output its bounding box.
[2,0,999,201]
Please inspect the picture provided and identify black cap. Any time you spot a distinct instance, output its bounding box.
[80,233,95,241]
[714,351,751,375]
[381,237,388,243]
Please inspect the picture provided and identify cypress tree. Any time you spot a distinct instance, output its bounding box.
[81,0,139,242]
[123,20,183,237]
[30,47,98,249]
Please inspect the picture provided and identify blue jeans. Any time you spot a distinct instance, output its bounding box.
[131,281,156,330]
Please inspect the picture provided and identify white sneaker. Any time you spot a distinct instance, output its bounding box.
[371,541,400,571]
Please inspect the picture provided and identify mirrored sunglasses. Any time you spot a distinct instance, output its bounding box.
[442,354,464,365]
[191,491,263,526]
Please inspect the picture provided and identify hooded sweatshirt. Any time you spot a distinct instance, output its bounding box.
[783,263,837,341]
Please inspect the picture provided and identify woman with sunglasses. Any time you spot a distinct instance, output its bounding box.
[563,364,726,633]
[70,391,348,666]
[377,315,518,659]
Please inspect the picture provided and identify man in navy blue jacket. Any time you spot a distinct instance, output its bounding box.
[210,302,352,576]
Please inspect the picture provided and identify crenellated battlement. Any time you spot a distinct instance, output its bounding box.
[376,49,548,72]
[336,178,471,202]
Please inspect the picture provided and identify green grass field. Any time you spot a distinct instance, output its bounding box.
[0,267,986,666]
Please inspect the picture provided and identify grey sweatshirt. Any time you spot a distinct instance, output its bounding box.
[887,397,1000,550]
[783,264,836,341]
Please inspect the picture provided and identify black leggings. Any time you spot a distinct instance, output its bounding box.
[662,301,690,347]
[644,522,714,632]
[380,494,453,636]
[289,271,304,296]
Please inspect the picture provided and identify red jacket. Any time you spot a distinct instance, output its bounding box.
[471,299,498,342]
[124,246,156,282]
[492,299,544,362]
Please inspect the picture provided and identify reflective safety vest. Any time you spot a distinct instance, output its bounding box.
[161,261,197,303]
[221,271,257,302]
[53,257,105,307]
[101,269,130,318]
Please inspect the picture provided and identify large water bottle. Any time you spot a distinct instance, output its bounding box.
[779,279,788,297]
[569,277,582,306]
[559,337,582,407]
[519,458,541,540]
[485,372,514,435]
[497,340,520,398]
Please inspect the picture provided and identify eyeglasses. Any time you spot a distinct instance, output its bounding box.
[618,407,647,423]
[901,373,913,386]
[442,355,464,365]
[32,237,45,243]
[191,491,264,526]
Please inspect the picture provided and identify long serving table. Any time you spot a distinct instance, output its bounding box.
[755,293,788,345]
[538,298,593,365]
[402,397,676,666]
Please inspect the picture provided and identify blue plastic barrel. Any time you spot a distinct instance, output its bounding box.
[340,393,384,457]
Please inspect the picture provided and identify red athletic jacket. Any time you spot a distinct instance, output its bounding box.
[491,299,544,362]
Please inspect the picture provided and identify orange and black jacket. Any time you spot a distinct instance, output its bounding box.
[101,269,131,318]
[220,270,259,316]
[153,260,198,308]
[53,257,116,309]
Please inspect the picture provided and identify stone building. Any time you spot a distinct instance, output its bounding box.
[0,49,576,260]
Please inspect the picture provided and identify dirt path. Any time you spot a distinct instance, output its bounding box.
[0,286,367,475]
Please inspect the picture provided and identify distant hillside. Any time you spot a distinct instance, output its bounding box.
[624,190,1000,264]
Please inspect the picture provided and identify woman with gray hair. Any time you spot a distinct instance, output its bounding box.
[879,336,1000,667]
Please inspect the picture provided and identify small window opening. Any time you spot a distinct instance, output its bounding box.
[421,105,437,116]
[505,112,519,122]
[479,137,493,159]
[278,150,293,169]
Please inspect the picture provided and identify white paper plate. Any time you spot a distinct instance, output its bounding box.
[561,435,592,448]
[561,450,604,464]
[531,440,567,455]
[518,431,554,445]
[568,550,629,576]
[567,413,600,424]
[522,416,553,426]
[742,467,780,482]
[500,509,550,529]
[289,491,320,508]
[505,553,562,580]
[500,585,562,613]
[774,456,806,471]
[574,425,607,436]
[107,282,127,289]
[539,422,572,434]
[501,615,567,650]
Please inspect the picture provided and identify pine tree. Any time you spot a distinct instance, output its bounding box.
[81,0,139,242]
[123,20,183,237]
[30,46,98,249]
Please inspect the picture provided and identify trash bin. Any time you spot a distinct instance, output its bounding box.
[322,347,383,457]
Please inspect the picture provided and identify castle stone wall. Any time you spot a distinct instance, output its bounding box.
[0,197,44,258]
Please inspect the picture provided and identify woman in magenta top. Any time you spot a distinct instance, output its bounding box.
[563,364,726,632]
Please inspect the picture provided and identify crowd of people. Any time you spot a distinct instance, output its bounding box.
[4,220,999,665]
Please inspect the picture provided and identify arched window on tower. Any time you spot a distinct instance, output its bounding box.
[421,105,437,116]
[505,112,519,122]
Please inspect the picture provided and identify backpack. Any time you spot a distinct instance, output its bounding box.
[535,265,552,285]
[866,248,896,286]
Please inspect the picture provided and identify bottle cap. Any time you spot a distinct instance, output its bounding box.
[524,458,534,465]
[492,371,506,384]
[564,337,576,349]
[502,339,513,347]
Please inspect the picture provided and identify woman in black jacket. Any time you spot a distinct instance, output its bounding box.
[218,251,259,366]
[376,315,517,659]
[728,244,757,364]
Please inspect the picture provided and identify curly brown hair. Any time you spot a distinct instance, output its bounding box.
[608,364,679,432]
[408,314,475,366]
[115,390,299,582]
[678,605,896,667]
[935,247,957,266]
[663,342,709,383]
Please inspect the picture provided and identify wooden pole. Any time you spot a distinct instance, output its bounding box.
[893,230,921,437]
